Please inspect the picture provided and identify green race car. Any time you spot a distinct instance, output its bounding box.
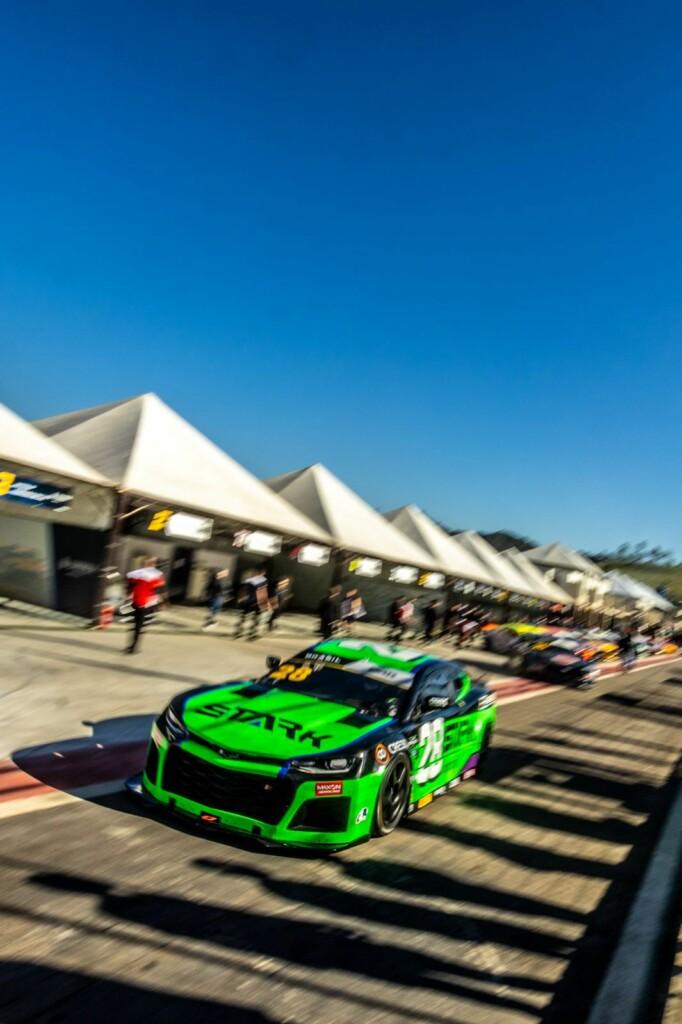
[128,638,497,849]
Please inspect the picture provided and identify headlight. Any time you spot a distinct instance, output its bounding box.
[290,755,360,774]
[161,702,188,741]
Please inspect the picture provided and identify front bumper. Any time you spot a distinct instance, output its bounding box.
[133,732,381,848]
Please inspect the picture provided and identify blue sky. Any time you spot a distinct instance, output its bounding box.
[1,1,680,556]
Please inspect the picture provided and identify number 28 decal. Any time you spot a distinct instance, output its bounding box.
[415,718,444,785]
[269,663,313,682]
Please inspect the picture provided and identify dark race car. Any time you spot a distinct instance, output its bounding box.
[127,638,497,849]
[510,641,600,689]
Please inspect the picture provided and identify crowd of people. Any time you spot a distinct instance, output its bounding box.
[122,558,295,652]
[120,558,673,670]
[386,596,490,646]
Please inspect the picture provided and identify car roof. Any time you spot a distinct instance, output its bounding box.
[303,638,439,675]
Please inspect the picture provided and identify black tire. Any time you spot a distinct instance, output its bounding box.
[373,753,411,837]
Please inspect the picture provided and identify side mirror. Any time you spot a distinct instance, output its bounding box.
[266,655,281,671]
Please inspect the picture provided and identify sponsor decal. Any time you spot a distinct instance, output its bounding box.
[315,781,343,797]
[0,470,72,511]
[447,776,461,789]
[388,739,408,754]
[417,794,433,809]
[427,696,449,708]
[463,768,477,780]
[434,785,448,797]
[355,807,368,824]
[193,703,332,749]
[373,743,390,765]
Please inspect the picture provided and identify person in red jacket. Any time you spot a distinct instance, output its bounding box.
[125,556,166,654]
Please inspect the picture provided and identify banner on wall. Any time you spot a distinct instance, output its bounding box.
[0,470,72,511]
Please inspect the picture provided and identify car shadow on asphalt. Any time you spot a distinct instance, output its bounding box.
[11,716,156,799]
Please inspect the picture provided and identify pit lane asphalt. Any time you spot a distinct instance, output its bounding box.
[1,610,681,1023]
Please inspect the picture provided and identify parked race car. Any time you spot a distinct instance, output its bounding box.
[128,638,497,849]
[509,640,600,689]
[482,623,548,655]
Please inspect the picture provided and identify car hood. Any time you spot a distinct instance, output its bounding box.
[181,683,389,759]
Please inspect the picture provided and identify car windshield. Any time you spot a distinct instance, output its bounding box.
[264,659,410,718]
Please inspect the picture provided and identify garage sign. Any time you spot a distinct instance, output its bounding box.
[0,470,72,511]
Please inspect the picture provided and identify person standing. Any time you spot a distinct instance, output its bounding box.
[234,567,270,640]
[204,568,230,629]
[422,599,439,644]
[388,596,403,642]
[268,577,292,632]
[618,625,635,671]
[125,556,165,654]
[318,586,341,639]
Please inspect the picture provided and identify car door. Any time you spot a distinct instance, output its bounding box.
[408,666,461,805]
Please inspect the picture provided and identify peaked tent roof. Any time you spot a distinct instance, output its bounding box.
[0,402,111,486]
[384,505,502,587]
[35,395,332,543]
[501,547,572,604]
[266,465,441,570]
[453,531,539,598]
[606,571,673,612]
[525,542,604,577]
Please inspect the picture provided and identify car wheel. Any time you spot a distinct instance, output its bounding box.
[373,753,411,837]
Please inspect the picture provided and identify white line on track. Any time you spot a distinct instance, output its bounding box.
[0,779,125,821]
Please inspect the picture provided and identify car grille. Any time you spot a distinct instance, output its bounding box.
[162,745,293,825]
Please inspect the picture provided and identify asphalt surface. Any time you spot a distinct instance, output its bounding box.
[1,607,681,1024]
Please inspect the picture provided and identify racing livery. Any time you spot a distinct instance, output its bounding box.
[128,638,496,849]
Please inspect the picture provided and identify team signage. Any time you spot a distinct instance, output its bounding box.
[388,565,419,584]
[295,543,331,567]
[233,529,282,556]
[348,557,382,578]
[147,508,213,542]
[0,470,72,511]
[418,572,445,589]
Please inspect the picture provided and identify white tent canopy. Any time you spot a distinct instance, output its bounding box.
[35,394,331,543]
[606,570,673,612]
[525,542,604,577]
[266,465,441,570]
[453,531,539,598]
[385,505,503,587]
[501,547,572,604]
[0,402,111,486]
